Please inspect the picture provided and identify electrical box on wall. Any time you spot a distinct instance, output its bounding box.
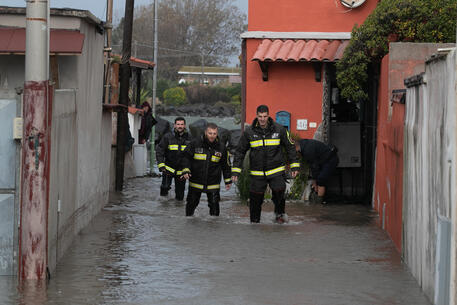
[276,111,291,130]
[13,117,22,140]
[330,122,361,168]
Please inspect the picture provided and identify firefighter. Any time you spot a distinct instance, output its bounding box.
[156,117,191,201]
[181,123,232,216]
[231,105,299,223]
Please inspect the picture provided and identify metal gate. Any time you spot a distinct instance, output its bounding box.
[0,91,20,275]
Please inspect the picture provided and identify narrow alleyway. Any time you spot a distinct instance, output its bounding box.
[1,177,430,305]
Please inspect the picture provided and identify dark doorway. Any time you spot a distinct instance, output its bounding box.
[325,63,378,204]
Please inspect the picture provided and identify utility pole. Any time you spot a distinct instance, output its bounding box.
[115,0,135,191]
[20,0,50,280]
[150,0,158,174]
[103,0,114,104]
[200,52,204,103]
[201,52,204,85]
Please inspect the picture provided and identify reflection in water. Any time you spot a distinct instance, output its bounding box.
[17,280,47,305]
[0,177,431,305]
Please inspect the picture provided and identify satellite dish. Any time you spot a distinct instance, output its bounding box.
[340,0,367,8]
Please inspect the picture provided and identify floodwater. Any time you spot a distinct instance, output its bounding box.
[0,177,431,305]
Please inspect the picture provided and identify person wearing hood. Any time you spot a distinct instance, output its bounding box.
[156,117,191,201]
[231,105,300,223]
[138,101,157,144]
[181,123,232,216]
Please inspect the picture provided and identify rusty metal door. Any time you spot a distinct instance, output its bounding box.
[0,92,19,275]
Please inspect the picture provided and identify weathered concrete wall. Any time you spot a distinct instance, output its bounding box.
[403,49,456,301]
[72,18,108,236]
[47,19,110,271]
[0,90,21,276]
[373,52,405,251]
[373,43,454,252]
[48,89,78,270]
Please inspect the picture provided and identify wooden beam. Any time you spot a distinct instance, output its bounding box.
[258,61,269,81]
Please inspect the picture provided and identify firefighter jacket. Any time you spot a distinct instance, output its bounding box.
[232,117,300,178]
[181,135,232,192]
[156,129,191,176]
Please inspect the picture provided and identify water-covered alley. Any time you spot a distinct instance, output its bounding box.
[1,177,431,305]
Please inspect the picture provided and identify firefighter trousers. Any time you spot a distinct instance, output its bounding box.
[249,175,286,223]
[186,187,221,216]
[160,173,186,201]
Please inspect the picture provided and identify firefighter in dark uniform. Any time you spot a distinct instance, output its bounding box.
[231,105,300,223]
[181,123,232,216]
[156,117,191,201]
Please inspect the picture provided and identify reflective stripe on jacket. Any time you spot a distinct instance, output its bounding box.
[232,117,299,178]
[156,130,191,176]
[182,135,232,190]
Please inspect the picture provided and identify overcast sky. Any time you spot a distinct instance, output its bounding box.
[3,0,248,21]
[3,0,248,66]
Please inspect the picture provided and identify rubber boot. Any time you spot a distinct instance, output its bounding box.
[160,187,169,197]
[272,190,285,215]
[208,192,221,216]
[249,192,264,223]
[186,189,201,216]
[208,202,220,216]
[272,190,286,224]
[160,174,172,197]
[175,178,186,201]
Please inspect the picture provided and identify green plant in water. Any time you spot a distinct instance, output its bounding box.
[286,155,308,200]
[286,132,309,200]
[234,152,250,203]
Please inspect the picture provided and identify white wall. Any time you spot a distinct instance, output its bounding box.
[403,50,456,302]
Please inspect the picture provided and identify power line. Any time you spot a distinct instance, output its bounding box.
[115,42,205,56]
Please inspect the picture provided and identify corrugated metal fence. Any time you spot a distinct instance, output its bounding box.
[403,49,456,303]
[0,90,20,276]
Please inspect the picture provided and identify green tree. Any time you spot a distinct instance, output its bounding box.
[113,1,247,80]
[336,0,457,102]
[163,87,187,106]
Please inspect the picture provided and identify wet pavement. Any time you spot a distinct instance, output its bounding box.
[1,177,431,305]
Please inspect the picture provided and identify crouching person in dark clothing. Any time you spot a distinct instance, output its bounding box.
[295,139,339,204]
[181,123,232,216]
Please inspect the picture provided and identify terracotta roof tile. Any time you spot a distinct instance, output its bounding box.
[286,40,305,61]
[299,40,317,61]
[264,39,283,61]
[252,39,349,63]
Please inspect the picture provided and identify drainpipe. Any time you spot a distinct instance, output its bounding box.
[241,39,246,131]
[20,0,51,280]
[150,0,158,174]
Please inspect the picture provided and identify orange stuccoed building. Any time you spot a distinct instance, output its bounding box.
[241,0,378,199]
